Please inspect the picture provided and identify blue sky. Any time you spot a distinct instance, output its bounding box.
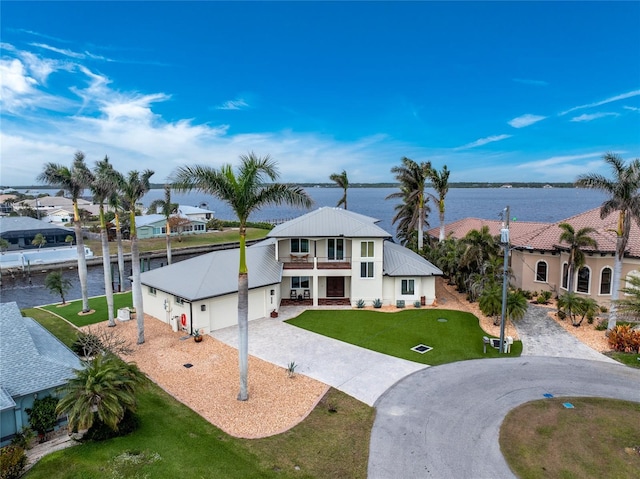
[1,1,639,185]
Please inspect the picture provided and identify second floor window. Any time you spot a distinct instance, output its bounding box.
[291,238,309,253]
[361,241,374,258]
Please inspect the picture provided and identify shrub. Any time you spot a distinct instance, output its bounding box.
[600,305,609,313]
[10,428,34,450]
[26,396,59,440]
[414,301,421,308]
[373,299,382,308]
[0,445,27,479]
[557,310,567,320]
[356,299,365,308]
[536,291,552,304]
[608,324,640,353]
[396,300,405,308]
[82,410,140,442]
[595,319,608,331]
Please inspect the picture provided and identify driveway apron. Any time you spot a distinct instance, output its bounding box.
[211,317,428,406]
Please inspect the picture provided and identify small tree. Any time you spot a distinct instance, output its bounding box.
[0,238,9,253]
[44,271,72,304]
[32,233,47,249]
[65,235,74,247]
[25,396,59,441]
[479,282,502,325]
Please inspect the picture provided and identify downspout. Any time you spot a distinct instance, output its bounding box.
[189,301,194,335]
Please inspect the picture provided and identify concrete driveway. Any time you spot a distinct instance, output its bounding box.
[212,314,428,406]
[369,357,640,479]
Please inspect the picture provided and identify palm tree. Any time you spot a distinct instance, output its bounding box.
[386,157,432,250]
[148,184,178,265]
[479,282,502,325]
[575,153,640,330]
[428,165,450,242]
[506,290,528,322]
[558,223,598,293]
[172,152,313,401]
[32,233,46,249]
[56,353,146,432]
[329,170,349,209]
[614,274,640,320]
[92,156,120,327]
[44,271,72,304]
[38,152,94,313]
[122,169,155,344]
[108,187,127,292]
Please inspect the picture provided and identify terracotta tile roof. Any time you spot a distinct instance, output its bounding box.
[429,207,640,258]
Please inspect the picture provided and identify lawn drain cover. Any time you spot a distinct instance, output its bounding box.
[179,335,191,341]
[437,318,448,322]
[563,402,574,409]
[183,363,193,368]
[411,344,433,354]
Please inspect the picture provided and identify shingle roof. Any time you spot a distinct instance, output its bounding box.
[268,207,391,239]
[139,239,282,301]
[0,302,82,399]
[428,207,640,258]
[0,216,74,234]
[383,240,443,276]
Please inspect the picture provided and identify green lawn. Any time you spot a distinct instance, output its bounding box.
[606,351,640,369]
[39,292,133,327]
[25,385,373,479]
[286,309,522,365]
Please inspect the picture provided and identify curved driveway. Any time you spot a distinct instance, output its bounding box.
[369,357,640,479]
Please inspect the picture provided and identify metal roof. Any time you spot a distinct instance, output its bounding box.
[0,302,82,399]
[383,240,443,277]
[0,216,74,235]
[177,205,215,215]
[268,207,391,239]
[139,239,282,301]
[135,214,166,228]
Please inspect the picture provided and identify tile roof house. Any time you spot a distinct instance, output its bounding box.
[0,302,82,446]
[139,207,442,335]
[428,207,640,304]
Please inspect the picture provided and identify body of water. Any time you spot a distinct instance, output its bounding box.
[3,187,608,309]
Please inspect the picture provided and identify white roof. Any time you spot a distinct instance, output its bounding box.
[383,240,443,277]
[268,207,391,239]
[139,240,281,301]
[177,205,215,215]
[136,214,166,228]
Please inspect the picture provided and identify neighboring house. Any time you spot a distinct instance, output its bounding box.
[0,302,82,446]
[0,216,75,250]
[140,207,442,334]
[135,206,211,240]
[0,194,17,216]
[13,196,93,215]
[428,207,640,305]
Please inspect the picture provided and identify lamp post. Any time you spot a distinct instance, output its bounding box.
[499,206,510,353]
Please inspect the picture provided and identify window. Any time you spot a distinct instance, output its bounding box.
[600,267,612,295]
[361,241,374,258]
[291,276,310,289]
[291,238,309,253]
[401,279,415,295]
[576,267,590,293]
[195,224,205,231]
[360,262,374,278]
[327,238,344,260]
[148,287,156,296]
[561,263,569,289]
[175,296,184,305]
[535,261,548,282]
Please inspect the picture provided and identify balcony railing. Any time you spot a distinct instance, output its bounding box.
[282,255,351,270]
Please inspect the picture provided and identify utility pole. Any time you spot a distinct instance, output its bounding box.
[499,206,510,353]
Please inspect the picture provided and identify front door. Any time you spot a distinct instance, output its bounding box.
[326,277,345,297]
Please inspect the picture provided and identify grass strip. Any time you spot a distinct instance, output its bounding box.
[40,292,133,327]
[287,308,522,365]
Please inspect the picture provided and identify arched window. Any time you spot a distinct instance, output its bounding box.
[600,267,612,295]
[561,263,569,289]
[535,261,548,282]
[576,266,590,293]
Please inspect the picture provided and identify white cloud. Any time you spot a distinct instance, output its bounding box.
[456,134,512,150]
[624,106,639,112]
[560,89,640,115]
[508,114,546,128]
[515,152,602,170]
[215,98,250,110]
[570,112,619,122]
[30,42,85,59]
[513,78,548,87]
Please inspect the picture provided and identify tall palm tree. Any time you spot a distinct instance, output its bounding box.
[428,165,450,242]
[329,170,349,209]
[148,184,178,265]
[172,152,313,401]
[108,188,127,292]
[557,223,597,293]
[56,353,146,432]
[386,157,432,250]
[92,156,119,327]
[575,153,640,329]
[37,152,94,313]
[122,169,155,344]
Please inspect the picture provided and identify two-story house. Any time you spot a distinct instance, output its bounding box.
[139,207,442,335]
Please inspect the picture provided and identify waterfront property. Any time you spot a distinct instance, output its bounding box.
[0,302,82,446]
[429,207,640,305]
[135,205,215,239]
[139,207,442,334]
[0,216,76,252]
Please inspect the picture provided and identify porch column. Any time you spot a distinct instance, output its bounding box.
[313,271,319,307]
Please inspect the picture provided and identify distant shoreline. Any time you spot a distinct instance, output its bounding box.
[5,182,575,191]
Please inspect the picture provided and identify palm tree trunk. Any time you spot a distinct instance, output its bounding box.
[74,202,90,313]
[608,238,624,330]
[417,201,424,250]
[166,221,172,265]
[237,228,249,401]
[115,213,125,292]
[100,208,115,327]
[439,208,445,242]
[130,212,144,344]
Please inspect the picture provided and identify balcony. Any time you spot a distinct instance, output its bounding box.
[282,255,351,270]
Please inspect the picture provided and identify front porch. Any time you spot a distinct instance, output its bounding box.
[280,297,352,307]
